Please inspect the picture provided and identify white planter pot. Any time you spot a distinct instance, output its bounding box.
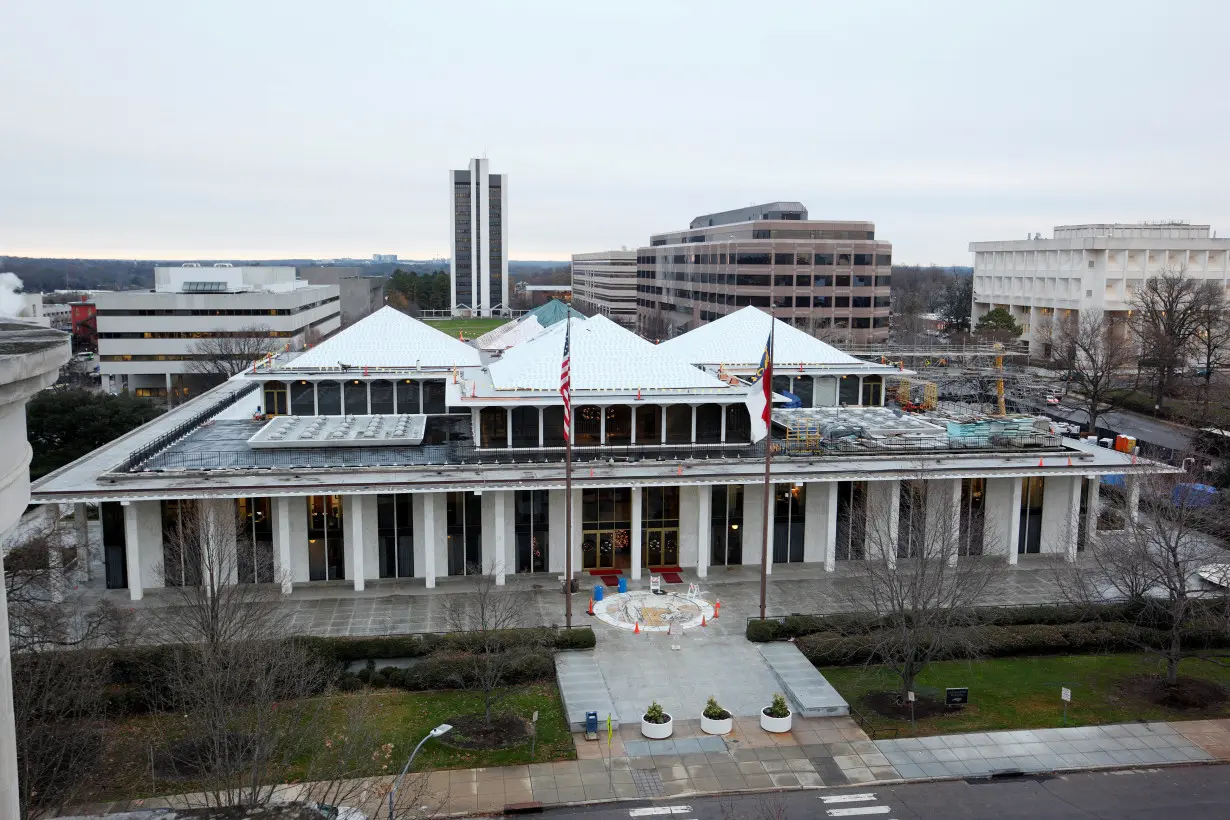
[760,708,792,733]
[641,713,674,739]
[700,714,733,735]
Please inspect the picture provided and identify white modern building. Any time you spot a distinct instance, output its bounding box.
[96,265,340,401]
[450,158,509,317]
[31,304,1167,603]
[571,250,637,329]
[970,222,1230,355]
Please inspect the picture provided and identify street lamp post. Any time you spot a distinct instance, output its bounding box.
[388,723,451,820]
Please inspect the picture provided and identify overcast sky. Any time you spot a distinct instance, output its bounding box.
[2,1,1227,264]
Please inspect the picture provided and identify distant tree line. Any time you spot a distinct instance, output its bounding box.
[891,265,974,336]
[386,269,451,312]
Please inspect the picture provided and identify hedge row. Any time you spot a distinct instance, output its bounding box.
[44,626,595,715]
[791,622,1230,667]
[744,601,1219,643]
[345,650,556,692]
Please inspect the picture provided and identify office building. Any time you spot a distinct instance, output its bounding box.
[571,250,637,329]
[970,222,1230,355]
[32,304,1157,604]
[636,203,893,343]
[95,265,340,400]
[299,266,385,327]
[450,158,508,317]
[372,254,398,263]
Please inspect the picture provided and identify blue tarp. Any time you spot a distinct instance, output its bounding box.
[1173,483,1218,508]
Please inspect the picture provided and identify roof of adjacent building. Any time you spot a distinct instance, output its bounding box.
[278,306,480,371]
[474,299,585,351]
[658,307,896,373]
[488,315,733,393]
[689,202,808,229]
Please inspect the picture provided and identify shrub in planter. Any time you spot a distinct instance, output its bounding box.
[761,693,792,733]
[642,700,673,739]
[556,627,597,650]
[700,696,732,735]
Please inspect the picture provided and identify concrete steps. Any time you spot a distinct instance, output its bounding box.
[556,651,620,732]
[757,642,850,717]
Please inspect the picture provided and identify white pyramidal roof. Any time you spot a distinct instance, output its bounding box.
[488,315,732,392]
[658,306,868,369]
[281,306,481,370]
[474,315,544,351]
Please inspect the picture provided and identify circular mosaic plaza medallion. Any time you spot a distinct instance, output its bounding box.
[593,590,716,632]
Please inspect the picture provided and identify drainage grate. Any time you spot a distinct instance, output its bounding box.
[631,768,666,798]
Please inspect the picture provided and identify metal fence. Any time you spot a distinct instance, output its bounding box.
[119,383,261,473]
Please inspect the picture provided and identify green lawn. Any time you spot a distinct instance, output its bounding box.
[823,654,1230,738]
[424,317,510,337]
[91,684,573,803]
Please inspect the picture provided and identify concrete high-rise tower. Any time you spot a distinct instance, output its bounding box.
[449,158,508,316]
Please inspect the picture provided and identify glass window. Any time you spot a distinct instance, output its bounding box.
[796,275,810,287]
[605,405,632,445]
[307,495,345,581]
[853,296,872,308]
[853,253,873,266]
[101,502,127,590]
[815,253,835,266]
[725,403,750,442]
[377,493,414,578]
[793,376,813,407]
[446,491,482,575]
[874,295,892,308]
[837,253,852,266]
[774,295,793,308]
[735,253,771,265]
[696,404,722,443]
[236,497,274,584]
[835,296,850,308]
[875,275,891,288]
[317,380,341,415]
[773,484,805,563]
[795,253,812,266]
[161,499,201,587]
[396,380,420,413]
[344,380,368,415]
[480,406,508,448]
[839,375,860,405]
[774,275,793,288]
[290,381,315,415]
[542,405,566,447]
[423,381,446,413]
[852,317,871,329]
[813,295,832,308]
[665,405,692,443]
[574,405,601,445]
[836,481,867,560]
[369,380,395,414]
[736,273,770,287]
[511,406,539,447]
[815,275,833,287]
[861,375,882,405]
[836,275,851,287]
[853,275,874,287]
[635,405,660,444]
[514,490,550,573]
[773,253,794,266]
[875,254,892,266]
[711,485,744,566]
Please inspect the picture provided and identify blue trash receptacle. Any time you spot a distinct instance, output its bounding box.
[593,584,604,602]
[618,577,628,594]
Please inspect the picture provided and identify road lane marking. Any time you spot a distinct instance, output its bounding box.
[629,808,692,817]
[822,794,878,803]
[825,807,892,817]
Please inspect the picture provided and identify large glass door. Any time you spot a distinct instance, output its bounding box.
[643,528,679,568]
[711,485,744,566]
[307,495,345,581]
[642,487,680,568]
[582,488,632,570]
[447,491,483,575]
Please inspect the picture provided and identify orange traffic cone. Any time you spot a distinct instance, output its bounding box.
[714,599,721,618]
[676,464,684,475]
[1067,457,1073,467]
[701,615,707,627]
[633,622,640,634]
[588,598,594,616]
[1038,457,1045,467]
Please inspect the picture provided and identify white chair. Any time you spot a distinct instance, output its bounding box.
[687,583,700,600]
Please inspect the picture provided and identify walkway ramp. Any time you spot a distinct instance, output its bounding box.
[556,651,620,732]
[757,642,850,717]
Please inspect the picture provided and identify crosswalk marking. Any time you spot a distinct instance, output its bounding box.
[822,793,878,804]
[825,807,891,817]
[629,807,692,817]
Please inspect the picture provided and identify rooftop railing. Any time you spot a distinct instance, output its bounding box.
[123,431,1065,474]
[117,382,260,473]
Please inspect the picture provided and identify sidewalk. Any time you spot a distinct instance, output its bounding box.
[65,716,1230,817]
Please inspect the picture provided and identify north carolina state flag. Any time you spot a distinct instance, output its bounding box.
[745,334,772,443]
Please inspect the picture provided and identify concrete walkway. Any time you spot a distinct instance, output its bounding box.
[69,717,1230,818]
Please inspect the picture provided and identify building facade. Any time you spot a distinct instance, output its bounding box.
[299,266,385,327]
[449,158,509,317]
[32,305,1161,604]
[970,222,1230,355]
[96,265,340,400]
[636,202,892,343]
[571,250,636,329]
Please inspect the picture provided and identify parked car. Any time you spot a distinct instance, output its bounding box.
[1045,395,1060,405]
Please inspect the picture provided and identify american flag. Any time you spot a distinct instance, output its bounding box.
[560,319,572,442]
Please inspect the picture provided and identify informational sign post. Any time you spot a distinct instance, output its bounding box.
[907,690,916,728]
[1061,687,1072,726]
[945,687,969,707]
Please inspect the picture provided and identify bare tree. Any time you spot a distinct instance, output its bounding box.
[150,502,430,812]
[185,326,281,378]
[1055,310,1135,432]
[4,511,134,819]
[1062,469,1230,688]
[1130,267,1207,411]
[1190,282,1230,421]
[443,562,541,725]
[837,478,1000,701]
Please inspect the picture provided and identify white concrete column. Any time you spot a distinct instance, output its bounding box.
[506,408,513,448]
[803,482,827,565]
[274,496,294,594]
[857,375,865,405]
[719,408,726,443]
[548,489,566,574]
[741,483,764,568]
[417,492,441,588]
[1008,479,1023,565]
[1126,475,1141,524]
[696,485,711,579]
[599,406,606,445]
[631,486,643,580]
[538,407,544,448]
[1065,477,1082,562]
[630,408,637,445]
[571,490,583,576]
[924,479,962,566]
[866,480,900,565]
[482,491,510,584]
[199,498,238,588]
[690,405,697,443]
[343,495,365,590]
[947,479,963,566]
[660,406,666,444]
[764,483,775,576]
[983,477,1022,564]
[73,502,90,581]
[1084,477,1100,550]
[823,482,838,571]
[122,501,143,601]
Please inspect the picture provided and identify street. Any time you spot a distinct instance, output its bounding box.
[529,763,1230,820]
